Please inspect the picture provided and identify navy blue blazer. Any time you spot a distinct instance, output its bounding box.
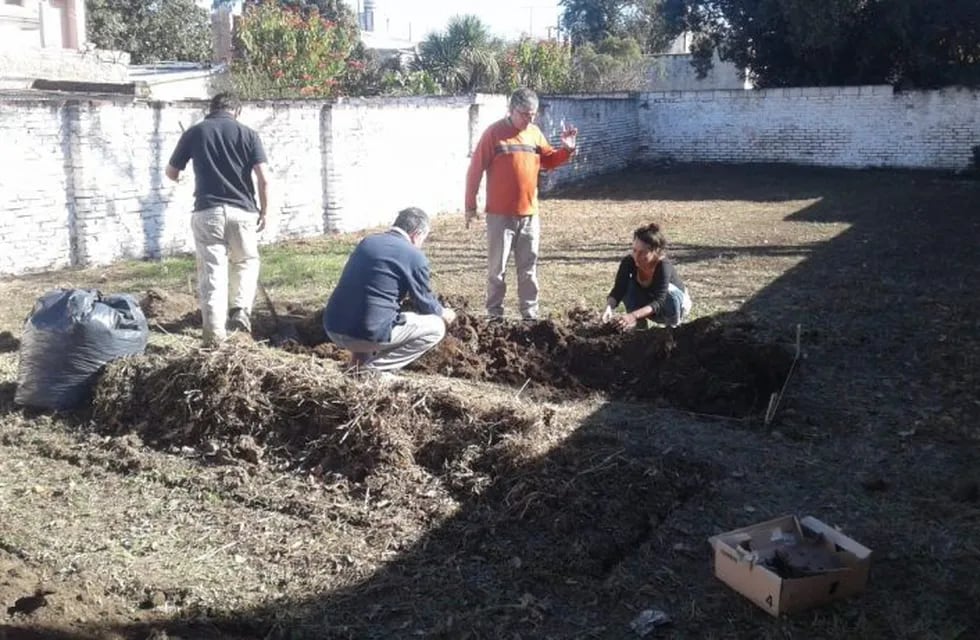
[323,229,444,342]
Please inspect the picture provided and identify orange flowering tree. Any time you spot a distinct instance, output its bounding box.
[232,0,359,98]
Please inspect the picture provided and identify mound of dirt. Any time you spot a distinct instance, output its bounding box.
[87,339,719,639]
[91,343,543,486]
[411,313,794,418]
[137,288,793,417]
[140,289,200,332]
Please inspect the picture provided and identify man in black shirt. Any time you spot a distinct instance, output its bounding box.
[166,92,271,346]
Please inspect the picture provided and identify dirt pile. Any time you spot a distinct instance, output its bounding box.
[139,289,794,418]
[87,342,718,637]
[140,289,200,332]
[91,343,543,486]
[412,312,795,417]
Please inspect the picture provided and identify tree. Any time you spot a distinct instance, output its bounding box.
[568,35,649,91]
[560,0,624,45]
[560,0,681,52]
[87,0,211,64]
[241,0,359,36]
[232,0,359,98]
[416,15,502,94]
[673,0,980,88]
[498,39,573,94]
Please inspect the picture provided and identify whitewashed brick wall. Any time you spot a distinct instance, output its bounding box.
[536,95,640,192]
[638,85,980,170]
[3,87,979,276]
[324,96,476,232]
[0,100,72,274]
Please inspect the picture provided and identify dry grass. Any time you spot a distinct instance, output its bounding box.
[1,163,979,639]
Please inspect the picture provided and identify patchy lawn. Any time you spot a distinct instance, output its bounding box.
[0,164,978,640]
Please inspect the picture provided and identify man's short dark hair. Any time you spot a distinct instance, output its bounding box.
[393,207,430,236]
[210,92,241,114]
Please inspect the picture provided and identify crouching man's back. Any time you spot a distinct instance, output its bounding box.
[323,207,456,372]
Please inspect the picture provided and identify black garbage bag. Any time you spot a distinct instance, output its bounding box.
[15,289,148,410]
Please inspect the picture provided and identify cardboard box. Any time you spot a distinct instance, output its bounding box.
[708,515,872,616]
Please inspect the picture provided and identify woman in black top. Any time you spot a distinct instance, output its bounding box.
[601,223,692,330]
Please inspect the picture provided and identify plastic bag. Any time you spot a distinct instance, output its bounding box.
[15,289,148,410]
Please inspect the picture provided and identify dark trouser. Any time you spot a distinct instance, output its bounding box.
[624,282,689,328]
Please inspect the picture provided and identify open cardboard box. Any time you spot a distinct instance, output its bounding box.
[708,515,872,616]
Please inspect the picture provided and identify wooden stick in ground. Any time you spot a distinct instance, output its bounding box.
[765,323,802,427]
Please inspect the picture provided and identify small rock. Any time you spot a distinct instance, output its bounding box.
[630,608,670,637]
[141,591,167,609]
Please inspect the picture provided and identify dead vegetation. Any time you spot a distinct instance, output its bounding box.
[0,164,978,639]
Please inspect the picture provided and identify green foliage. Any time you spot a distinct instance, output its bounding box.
[416,15,502,94]
[87,0,210,64]
[560,0,625,46]
[675,0,980,88]
[560,0,681,52]
[498,39,574,94]
[232,0,360,98]
[568,36,650,91]
[377,68,441,96]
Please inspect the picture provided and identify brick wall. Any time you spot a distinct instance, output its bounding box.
[2,87,978,276]
[637,85,980,170]
[536,94,640,191]
[0,100,72,274]
[324,95,476,232]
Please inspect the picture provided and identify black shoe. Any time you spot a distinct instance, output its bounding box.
[228,307,251,333]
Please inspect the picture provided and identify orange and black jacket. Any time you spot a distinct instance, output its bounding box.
[465,118,573,217]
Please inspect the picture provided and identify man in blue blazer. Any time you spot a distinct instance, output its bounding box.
[323,207,457,371]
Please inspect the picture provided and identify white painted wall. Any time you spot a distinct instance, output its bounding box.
[637,85,980,170]
[2,87,979,276]
[0,99,73,274]
[646,53,749,91]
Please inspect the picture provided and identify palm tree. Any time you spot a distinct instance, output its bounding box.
[417,15,501,93]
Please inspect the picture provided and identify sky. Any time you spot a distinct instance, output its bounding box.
[345,1,563,43]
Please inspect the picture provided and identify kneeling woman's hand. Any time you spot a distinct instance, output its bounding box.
[613,312,637,331]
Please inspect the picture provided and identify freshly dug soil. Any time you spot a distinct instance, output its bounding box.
[140,288,793,418]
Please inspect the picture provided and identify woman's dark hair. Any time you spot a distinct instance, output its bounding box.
[633,223,667,254]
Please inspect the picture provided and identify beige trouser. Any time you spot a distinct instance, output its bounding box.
[327,312,446,372]
[191,205,260,345]
[486,213,540,319]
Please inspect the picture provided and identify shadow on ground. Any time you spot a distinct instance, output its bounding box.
[9,164,980,639]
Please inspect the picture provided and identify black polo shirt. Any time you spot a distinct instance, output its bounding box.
[168,112,268,213]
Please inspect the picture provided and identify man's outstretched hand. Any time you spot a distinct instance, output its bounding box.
[560,120,578,150]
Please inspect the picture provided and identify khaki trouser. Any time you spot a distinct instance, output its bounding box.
[327,312,446,372]
[191,205,260,345]
[486,213,540,319]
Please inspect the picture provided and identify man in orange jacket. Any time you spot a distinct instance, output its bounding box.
[465,88,578,320]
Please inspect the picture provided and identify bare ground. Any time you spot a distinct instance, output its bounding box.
[1,163,979,639]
